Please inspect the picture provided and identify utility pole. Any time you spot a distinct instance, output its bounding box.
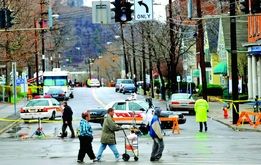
[40,0,46,72]
[147,27,154,98]
[131,25,137,86]
[230,0,239,124]
[120,23,128,78]
[168,0,175,93]
[141,24,146,96]
[196,0,207,100]
[34,19,40,94]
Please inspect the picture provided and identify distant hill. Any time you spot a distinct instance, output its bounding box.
[55,2,117,67]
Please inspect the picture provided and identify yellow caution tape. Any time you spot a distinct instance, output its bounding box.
[212,96,260,114]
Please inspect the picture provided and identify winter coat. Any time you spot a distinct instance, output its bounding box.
[62,105,73,122]
[79,118,93,138]
[100,115,121,144]
[194,99,209,122]
[149,115,163,139]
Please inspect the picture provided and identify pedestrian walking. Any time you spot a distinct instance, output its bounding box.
[77,111,98,163]
[61,101,75,138]
[149,107,164,161]
[194,98,209,132]
[96,108,122,161]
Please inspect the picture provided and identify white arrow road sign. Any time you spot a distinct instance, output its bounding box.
[134,0,153,21]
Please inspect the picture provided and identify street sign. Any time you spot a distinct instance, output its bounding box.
[134,0,153,21]
[92,1,111,24]
[177,76,180,82]
[187,76,192,83]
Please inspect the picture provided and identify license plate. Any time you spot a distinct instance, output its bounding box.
[30,109,36,112]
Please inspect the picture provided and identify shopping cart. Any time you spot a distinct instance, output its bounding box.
[122,129,139,161]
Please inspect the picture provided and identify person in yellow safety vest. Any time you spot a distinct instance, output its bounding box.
[194,99,209,132]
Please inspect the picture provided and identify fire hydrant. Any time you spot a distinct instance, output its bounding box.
[223,105,229,119]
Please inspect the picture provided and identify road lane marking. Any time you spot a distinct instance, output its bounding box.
[91,88,107,108]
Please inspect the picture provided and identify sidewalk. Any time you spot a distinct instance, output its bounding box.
[0,99,27,134]
[207,102,261,132]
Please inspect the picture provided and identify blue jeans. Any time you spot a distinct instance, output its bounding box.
[96,143,120,160]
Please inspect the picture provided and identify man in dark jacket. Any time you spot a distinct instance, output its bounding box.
[61,101,75,138]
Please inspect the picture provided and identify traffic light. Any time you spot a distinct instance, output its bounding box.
[240,0,249,14]
[111,0,133,23]
[111,0,121,22]
[125,2,133,22]
[0,9,5,28]
[6,9,14,28]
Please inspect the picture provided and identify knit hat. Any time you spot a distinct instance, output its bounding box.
[154,107,161,116]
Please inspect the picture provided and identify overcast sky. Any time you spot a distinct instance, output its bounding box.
[83,0,168,21]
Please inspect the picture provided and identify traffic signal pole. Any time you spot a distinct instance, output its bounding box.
[230,0,239,124]
[120,23,128,78]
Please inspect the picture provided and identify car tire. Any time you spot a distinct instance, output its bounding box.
[189,110,195,115]
[115,89,118,92]
[50,111,56,120]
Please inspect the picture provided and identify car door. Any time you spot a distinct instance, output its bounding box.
[51,98,62,117]
[128,102,145,124]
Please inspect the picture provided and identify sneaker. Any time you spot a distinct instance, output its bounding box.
[77,160,83,163]
[116,157,121,162]
[93,159,100,162]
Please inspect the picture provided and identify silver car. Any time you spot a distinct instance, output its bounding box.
[168,93,196,115]
[115,79,125,92]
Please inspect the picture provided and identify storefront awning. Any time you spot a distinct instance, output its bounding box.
[192,69,200,77]
[213,62,227,75]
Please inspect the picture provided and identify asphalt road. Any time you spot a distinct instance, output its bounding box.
[0,87,261,165]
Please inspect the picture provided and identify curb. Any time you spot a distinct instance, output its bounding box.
[210,117,261,132]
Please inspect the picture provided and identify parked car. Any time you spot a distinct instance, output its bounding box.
[105,99,186,128]
[46,88,68,101]
[87,79,100,87]
[168,93,196,115]
[88,108,107,126]
[119,79,136,93]
[115,79,125,92]
[20,97,62,122]
[121,83,136,94]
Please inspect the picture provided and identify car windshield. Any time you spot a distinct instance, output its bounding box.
[171,94,192,100]
[116,79,124,84]
[134,101,149,110]
[121,80,133,84]
[26,100,49,107]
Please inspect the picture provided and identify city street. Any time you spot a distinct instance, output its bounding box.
[0,87,260,164]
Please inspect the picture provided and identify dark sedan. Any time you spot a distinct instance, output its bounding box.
[46,88,68,101]
[88,108,107,126]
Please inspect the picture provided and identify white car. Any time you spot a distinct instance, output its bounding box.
[105,99,186,128]
[20,97,62,121]
[87,79,100,87]
[168,93,196,115]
